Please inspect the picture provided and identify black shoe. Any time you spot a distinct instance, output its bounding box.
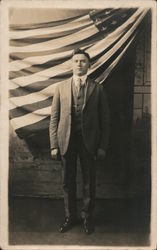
[83,218,95,235]
[59,217,77,233]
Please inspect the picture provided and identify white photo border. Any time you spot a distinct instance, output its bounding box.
[0,0,156,249]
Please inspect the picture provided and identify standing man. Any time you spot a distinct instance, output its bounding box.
[49,48,110,234]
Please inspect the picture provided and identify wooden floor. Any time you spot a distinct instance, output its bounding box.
[9,197,150,246]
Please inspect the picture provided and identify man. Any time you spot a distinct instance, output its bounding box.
[49,48,110,234]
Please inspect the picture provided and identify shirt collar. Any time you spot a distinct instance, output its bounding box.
[73,74,87,85]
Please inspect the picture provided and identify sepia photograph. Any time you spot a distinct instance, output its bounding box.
[0,0,156,249]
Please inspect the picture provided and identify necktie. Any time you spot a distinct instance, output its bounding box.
[76,78,81,95]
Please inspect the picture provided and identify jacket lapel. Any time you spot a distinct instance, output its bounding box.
[71,78,78,105]
[64,76,95,110]
[84,78,96,109]
[63,77,72,112]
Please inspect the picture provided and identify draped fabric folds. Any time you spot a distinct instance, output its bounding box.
[9,8,149,139]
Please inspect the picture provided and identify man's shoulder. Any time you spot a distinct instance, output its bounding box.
[56,78,72,90]
[88,77,103,89]
[87,77,97,85]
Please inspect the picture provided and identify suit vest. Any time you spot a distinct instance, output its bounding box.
[71,80,86,133]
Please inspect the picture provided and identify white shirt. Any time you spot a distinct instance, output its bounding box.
[73,75,87,96]
[73,74,87,88]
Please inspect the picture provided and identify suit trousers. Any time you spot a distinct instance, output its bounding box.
[61,131,96,220]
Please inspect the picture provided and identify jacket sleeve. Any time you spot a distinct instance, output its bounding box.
[98,85,110,151]
[49,86,60,149]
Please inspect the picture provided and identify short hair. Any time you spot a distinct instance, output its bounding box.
[72,48,91,62]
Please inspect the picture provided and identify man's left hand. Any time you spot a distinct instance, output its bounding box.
[96,148,106,161]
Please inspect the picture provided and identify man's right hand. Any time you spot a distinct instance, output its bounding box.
[51,148,59,160]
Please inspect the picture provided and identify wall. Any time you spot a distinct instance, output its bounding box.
[133,15,151,120]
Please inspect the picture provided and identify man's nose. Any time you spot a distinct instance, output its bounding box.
[77,61,81,66]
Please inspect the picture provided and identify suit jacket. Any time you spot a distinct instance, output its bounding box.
[49,77,110,156]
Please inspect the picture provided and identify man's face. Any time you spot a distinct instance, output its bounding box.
[72,54,90,76]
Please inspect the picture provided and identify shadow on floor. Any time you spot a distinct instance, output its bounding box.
[9,197,150,246]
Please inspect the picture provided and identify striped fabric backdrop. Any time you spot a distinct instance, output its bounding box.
[9,8,149,140]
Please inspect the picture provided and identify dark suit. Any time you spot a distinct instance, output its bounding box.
[49,76,110,219]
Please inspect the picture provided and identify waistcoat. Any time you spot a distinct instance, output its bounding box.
[71,80,86,133]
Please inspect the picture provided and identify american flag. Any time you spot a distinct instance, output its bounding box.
[9,8,148,144]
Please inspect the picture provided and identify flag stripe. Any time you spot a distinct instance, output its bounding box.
[10,70,72,91]
[10,26,136,114]
[9,57,70,79]
[9,8,149,139]
[9,31,101,59]
[10,30,135,127]
[10,25,98,53]
[10,9,120,45]
[10,9,116,32]
[9,8,146,113]
[92,10,148,80]
[9,9,133,53]
[12,117,50,139]
[9,36,103,89]
[90,33,136,80]
[10,24,91,46]
[10,97,53,119]
[10,26,126,79]
[9,8,141,75]
[9,76,69,97]
[10,33,136,127]
[90,8,147,76]
[10,8,145,91]
[11,63,72,87]
[9,44,93,72]
[10,15,93,40]
[97,34,136,83]
[10,13,89,30]
[11,25,137,109]
[10,9,131,53]
[10,105,51,130]
[9,51,72,71]
[10,80,65,107]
